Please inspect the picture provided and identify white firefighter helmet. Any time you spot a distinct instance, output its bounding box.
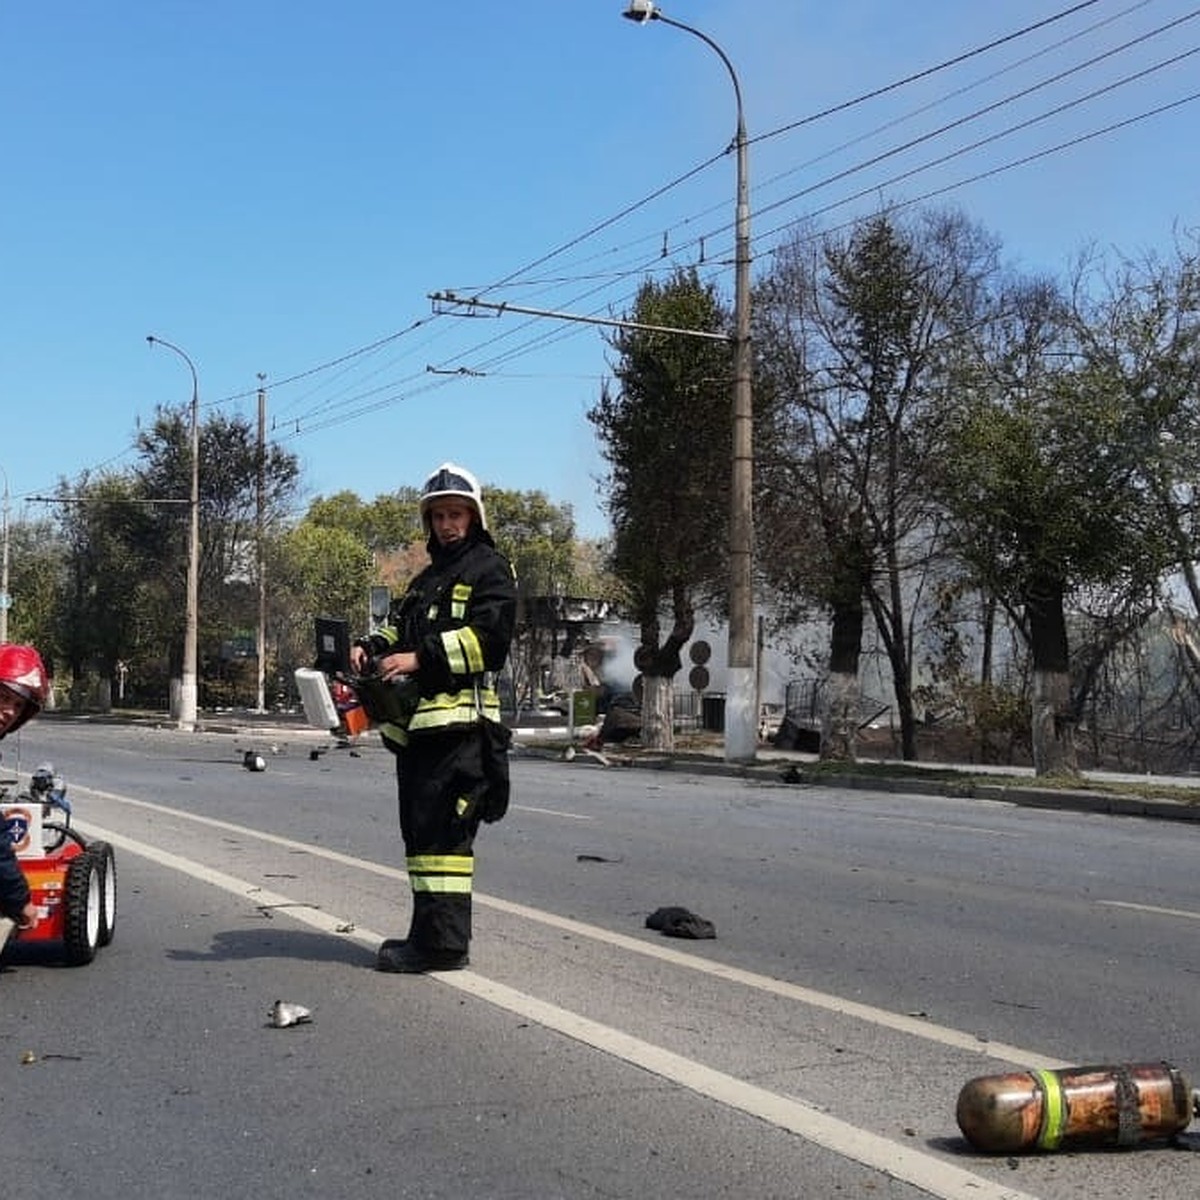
[418,462,488,532]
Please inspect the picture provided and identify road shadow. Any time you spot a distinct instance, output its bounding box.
[0,943,82,970]
[925,1132,1194,1159]
[166,926,374,967]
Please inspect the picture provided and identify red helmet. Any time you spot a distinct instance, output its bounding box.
[0,643,49,737]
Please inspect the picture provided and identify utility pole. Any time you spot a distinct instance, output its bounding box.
[147,335,201,731]
[255,374,267,714]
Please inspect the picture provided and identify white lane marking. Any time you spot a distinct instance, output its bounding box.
[1098,899,1200,921]
[460,976,1043,1200]
[871,814,1024,838]
[76,815,1042,1200]
[513,804,592,819]
[77,822,377,941]
[75,785,1067,1071]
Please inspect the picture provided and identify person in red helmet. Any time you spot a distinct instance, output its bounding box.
[0,644,50,932]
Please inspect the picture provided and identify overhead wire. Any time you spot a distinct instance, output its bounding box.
[528,4,1200,301]
[221,0,1118,432]
[751,15,1200,230]
[416,70,1200,391]
[749,0,1111,146]
[629,0,1161,261]
[188,2,1200,445]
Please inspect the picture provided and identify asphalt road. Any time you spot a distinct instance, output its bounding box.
[3,719,1199,1199]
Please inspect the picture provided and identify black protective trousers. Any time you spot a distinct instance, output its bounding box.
[394,728,486,955]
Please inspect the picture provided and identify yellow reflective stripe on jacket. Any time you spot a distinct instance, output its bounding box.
[407,853,473,895]
[379,720,409,747]
[406,687,500,732]
[450,583,472,620]
[441,625,484,675]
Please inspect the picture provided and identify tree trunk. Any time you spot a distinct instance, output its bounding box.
[893,669,918,761]
[822,671,860,761]
[1025,576,1078,777]
[641,673,674,752]
[1031,667,1077,776]
[822,597,863,761]
[635,587,693,754]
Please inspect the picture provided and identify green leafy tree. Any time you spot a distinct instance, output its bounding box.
[137,406,300,706]
[5,513,66,667]
[271,521,375,689]
[1068,237,1200,615]
[307,489,423,554]
[52,406,300,710]
[487,487,576,595]
[938,275,1170,775]
[54,473,160,707]
[589,267,731,750]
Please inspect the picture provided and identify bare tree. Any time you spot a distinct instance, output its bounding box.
[755,207,1000,759]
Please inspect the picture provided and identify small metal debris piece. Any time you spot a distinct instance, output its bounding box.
[268,1000,313,1028]
[20,1050,37,1065]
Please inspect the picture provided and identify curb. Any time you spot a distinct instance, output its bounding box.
[532,744,1200,824]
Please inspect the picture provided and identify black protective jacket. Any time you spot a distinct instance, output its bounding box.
[361,527,516,744]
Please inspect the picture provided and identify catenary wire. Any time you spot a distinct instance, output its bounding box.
[102,2,1200,463]
[207,0,1114,418]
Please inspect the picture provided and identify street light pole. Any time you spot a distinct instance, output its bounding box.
[622,1,757,761]
[147,334,201,732]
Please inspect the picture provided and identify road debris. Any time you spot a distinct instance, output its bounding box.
[268,1000,313,1028]
[645,906,716,939]
[956,1061,1193,1153]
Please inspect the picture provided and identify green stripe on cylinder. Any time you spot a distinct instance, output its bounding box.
[1033,1069,1067,1150]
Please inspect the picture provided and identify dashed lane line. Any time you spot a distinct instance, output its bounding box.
[1098,898,1200,921]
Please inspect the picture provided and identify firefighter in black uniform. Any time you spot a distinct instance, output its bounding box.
[350,464,516,973]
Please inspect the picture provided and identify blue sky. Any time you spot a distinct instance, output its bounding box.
[2,0,1196,539]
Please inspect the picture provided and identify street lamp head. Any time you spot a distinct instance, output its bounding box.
[622,1,659,23]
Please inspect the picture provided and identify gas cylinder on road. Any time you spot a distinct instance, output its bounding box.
[956,1061,1194,1153]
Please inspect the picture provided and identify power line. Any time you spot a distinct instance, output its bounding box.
[212,1,1121,427]
[46,1,1195,470]
[751,0,1111,146]
[753,37,1200,230]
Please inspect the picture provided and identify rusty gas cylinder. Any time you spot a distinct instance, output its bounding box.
[956,1061,1193,1153]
